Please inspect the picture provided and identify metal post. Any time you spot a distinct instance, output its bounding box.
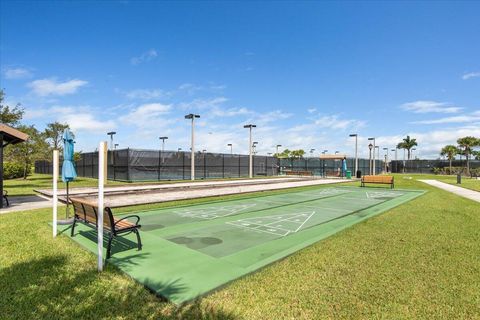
[52,149,59,237]
[0,133,3,209]
[249,128,252,178]
[222,153,225,178]
[97,141,106,272]
[354,135,358,175]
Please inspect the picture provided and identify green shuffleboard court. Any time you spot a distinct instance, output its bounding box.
[61,186,424,304]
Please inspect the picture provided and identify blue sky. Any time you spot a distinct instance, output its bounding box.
[1,1,479,158]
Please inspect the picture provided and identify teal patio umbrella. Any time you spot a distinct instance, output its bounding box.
[62,129,77,219]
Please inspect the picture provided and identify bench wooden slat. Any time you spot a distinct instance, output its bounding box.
[69,197,142,259]
[361,175,394,188]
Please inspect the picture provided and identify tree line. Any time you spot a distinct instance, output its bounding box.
[440,137,480,174]
[1,89,73,179]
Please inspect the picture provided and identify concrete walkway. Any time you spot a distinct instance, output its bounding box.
[0,195,55,214]
[419,180,480,203]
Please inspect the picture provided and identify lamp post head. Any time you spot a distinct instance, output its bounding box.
[368,137,375,141]
[276,144,282,147]
[107,131,116,136]
[349,134,357,137]
[368,143,373,150]
[383,147,388,150]
[227,143,232,146]
[159,136,168,140]
[185,113,200,119]
[243,124,256,128]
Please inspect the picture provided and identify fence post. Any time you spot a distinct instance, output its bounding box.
[204,153,206,179]
[182,152,185,180]
[238,155,241,177]
[222,154,225,178]
[158,149,161,181]
[126,148,130,182]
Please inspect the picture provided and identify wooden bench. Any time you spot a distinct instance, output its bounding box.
[285,170,313,177]
[70,197,142,259]
[3,190,9,207]
[361,175,394,189]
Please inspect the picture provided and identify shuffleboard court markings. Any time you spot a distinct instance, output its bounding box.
[366,191,404,199]
[227,211,316,236]
[174,203,257,220]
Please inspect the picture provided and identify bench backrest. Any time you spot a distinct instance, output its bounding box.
[70,197,115,230]
[362,175,394,183]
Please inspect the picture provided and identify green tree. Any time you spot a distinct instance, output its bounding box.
[5,125,49,179]
[456,136,480,174]
[290,149,306,159]
[440,145,458,174]
[275,149,291,159]
[0,89,24,126]
[44,121,70,150]
[397,135,418,160]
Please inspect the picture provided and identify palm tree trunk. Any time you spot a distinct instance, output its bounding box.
[466,154,470,175]
[407,149,411,160]
[449,157,452,174]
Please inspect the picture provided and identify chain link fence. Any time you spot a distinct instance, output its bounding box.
[391,159,480,174]
[35,148,383,182]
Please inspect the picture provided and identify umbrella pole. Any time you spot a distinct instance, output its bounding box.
[66,181,69,219]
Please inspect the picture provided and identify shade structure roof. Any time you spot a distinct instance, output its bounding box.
[0,124,29,146]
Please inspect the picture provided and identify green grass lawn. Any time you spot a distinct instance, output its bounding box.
[403,173,480,192]
[1,175,479,319]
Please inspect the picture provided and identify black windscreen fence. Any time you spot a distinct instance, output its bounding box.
[35,148,382,182]
[391,159,480,174]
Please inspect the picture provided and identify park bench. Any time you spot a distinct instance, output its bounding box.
[70,197,142,259]
[3,190,9,207]
[285,170,313,177]
[361,175,394,189]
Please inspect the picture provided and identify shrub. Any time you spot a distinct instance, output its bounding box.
[3,162,30,179]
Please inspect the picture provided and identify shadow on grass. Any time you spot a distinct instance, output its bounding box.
[0,255,238,319]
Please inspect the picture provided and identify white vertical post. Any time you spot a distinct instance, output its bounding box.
[354,136,358,176]
[191,118,195,181]
[97,141,106,272]
[52,150,59,237]
[249,127,253,178]
[372,140,376,175]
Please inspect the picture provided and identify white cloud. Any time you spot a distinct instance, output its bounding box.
[28,78,88,96]
[125,89,167,100]
[307,108,317,114]
[130,49,158,65]
[119,103,172,127]
[461,72,480,80]
[3,67,33,79]
[210,107,252,117]
[313,114,365,130]
[412,112,480,124]
[60,113,116,133]
[178,97,229,111]
[401,100,462,114]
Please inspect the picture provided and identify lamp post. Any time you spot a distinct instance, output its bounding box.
[253,141,258,155]
[244,124,256,178]
[185,113,200,180]
[114,143,119,150]
[375,146,380,172]
[391,148,397,161]
[383,147,388,173]
[276,144,282,155]
[349,133,358,177]
[107,131,116,150]
[368,143,373,175]
[178,148,182,152]
[412,148,417,160]
[159,136,168,164]
[227,143,233,155]
[368,138,376,175]
[322,150,328,177]
[310,148,315,156]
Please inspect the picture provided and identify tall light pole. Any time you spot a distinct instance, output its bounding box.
[310,148,315,156]
[185,113,200,180]
[391,148,397,161]
[178,148,182,152]
[107,131,116,150]
[375,146,380,173]
[159,136,168,164]
[227,143,233,155]
[368,143,373,175]
[276,144,282,155]
[349,134,358,176]
[368,137,376,175]
[383,147,388,172]
[412,148,417,160]
[114,143,119,150]
[253,141,258,155]
[244,124,256,178]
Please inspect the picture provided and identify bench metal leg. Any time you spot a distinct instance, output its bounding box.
[106,233,113,259]
[3,196,9,207]
[134,229,142,250]
[71,218,77,237]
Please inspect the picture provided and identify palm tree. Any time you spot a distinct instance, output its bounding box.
[397,135,418,160]
[456,136,480,174]
[440,145,458,174]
